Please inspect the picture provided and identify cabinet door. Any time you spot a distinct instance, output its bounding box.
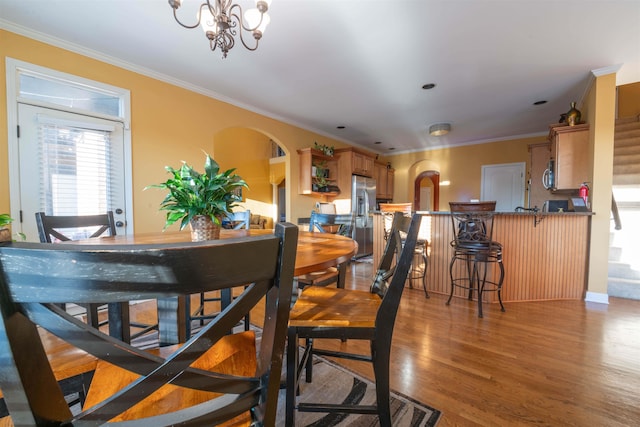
[353,152,373,177]
[386,169,394,199]
[374,162,387,198]
[552,126,588,190]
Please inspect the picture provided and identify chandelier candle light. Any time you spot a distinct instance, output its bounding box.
[169,0,272,58]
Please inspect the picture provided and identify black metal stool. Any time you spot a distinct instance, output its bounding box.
[447,202,505,317]
[380,209,429,298]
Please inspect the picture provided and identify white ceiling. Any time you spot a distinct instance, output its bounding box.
[1,0,639,154]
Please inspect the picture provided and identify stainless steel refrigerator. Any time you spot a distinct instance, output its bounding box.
[351,175,376,258]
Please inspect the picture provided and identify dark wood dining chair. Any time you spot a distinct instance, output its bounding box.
[189,210,252,333]
[35,211,158,342]
[286,212,422,427]
[0,222,297,426]
[35,212,117,327]
[296,211,355,290]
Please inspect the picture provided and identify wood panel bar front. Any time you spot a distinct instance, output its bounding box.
[373,212,591,302]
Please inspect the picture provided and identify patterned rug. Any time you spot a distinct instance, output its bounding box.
[277,356,441,426]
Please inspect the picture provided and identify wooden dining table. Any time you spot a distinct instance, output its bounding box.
[71,228,358,345]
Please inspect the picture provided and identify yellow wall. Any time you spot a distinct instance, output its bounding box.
[618,82,640,118]
[0,30,350,231]
[388,135,545,209]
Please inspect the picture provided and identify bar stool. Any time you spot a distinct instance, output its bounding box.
[447,201,505,317]
[379,203,429,298]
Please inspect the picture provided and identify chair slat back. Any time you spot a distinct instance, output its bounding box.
[371,213,422,326]
[449,202,496,247]
[35,211,117,243]
[230,210,251,230]
[0,222,298,426]
[308,212,354,237]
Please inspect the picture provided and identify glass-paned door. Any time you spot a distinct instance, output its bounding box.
[17,103,128,242]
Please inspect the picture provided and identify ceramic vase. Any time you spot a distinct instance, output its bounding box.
[566,102,581,126]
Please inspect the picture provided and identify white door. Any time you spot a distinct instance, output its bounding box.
[16,103,129,241]
[481,162,525,212]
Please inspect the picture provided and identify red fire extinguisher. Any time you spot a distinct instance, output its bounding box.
[579,182,589,205]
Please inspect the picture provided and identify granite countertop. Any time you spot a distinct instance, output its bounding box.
[374,210,594,216]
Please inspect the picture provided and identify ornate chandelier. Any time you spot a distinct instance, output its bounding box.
[169,0,271,59]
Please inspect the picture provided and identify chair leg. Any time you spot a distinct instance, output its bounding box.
[475,260,484,318]
[85,303,101,329]
[285,327,298,427]
[421,251,429,298]
[305,337,314,383]
[497,259,506,312]
[447,255,456,305]
[466,254,474,300]
[372,340,392,427]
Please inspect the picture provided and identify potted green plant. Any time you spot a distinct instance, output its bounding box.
[146,152,248,241]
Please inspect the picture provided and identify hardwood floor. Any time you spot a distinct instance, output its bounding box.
[322,259,640,426]
[127,260,640,426]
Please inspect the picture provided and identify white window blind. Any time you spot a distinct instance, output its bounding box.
[37,116,117,219]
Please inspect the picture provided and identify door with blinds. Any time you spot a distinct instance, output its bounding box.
[17,103,128,242]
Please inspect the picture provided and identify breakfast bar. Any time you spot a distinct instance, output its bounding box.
[373,211,593,302]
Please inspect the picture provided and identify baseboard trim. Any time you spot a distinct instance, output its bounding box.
[585,292,609,304]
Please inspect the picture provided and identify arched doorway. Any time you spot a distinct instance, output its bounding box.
[213,128,289,226]
[414,171,440,211]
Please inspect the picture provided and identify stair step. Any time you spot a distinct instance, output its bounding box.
[613,173,640,186]
[608,261,640,280]
[608,277,640,301]
[614,145,640,157]
[613,154,640,167]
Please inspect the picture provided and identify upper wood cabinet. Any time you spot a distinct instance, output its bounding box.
[548,123,589,191]
[374,161,394,200]
[335,147,375,178]
[297,148,339,199]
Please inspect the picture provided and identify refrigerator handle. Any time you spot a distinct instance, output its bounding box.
[357,194,364,216]
[363,188,369,217]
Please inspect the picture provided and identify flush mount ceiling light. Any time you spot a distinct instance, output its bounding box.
[169,0,271,59]
[429,123,451,136]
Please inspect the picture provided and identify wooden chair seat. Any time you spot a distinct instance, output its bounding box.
[290,286,382,328]
[84,331,256,426]
[1,332,255,427]
[0,328,98,401]
[296,266,340,289]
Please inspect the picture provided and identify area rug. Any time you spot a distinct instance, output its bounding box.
[276,355,441,426]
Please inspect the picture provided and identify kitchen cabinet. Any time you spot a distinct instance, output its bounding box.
[548,123,589,191]
[374,161,394,200]
[335,147,375,178]
[297,148,339,199]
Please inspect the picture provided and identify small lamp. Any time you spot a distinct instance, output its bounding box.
[429,123,451,136]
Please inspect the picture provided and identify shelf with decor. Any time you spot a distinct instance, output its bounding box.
[297,148,340,200]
